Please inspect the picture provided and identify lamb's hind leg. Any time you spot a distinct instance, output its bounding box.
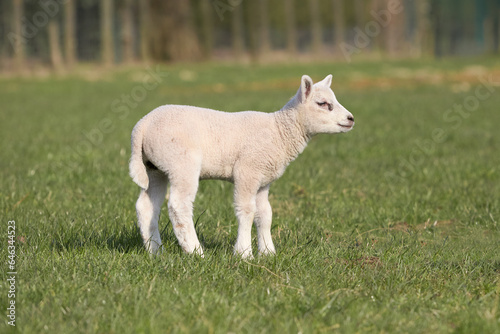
[255,185,275,256]
[135,169,168,254]
[168,166,204,256]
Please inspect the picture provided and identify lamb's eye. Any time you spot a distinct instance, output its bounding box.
[316,102,333,111]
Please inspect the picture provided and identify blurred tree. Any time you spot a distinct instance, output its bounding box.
[199,0,214,59]
[415,0,432,56]
[430,0,444,57]
[231,1,245,58]
[259,0,272,54]
[120,0,134,63]
[332,0,345,49]
[139,0,151,62]
[149,0,201,61]
[246,1,259,61]
[12,0,25,71]
[492,0,500,53]
[449,0,464,54]
[48,18,64,70]
[64,0,76,66]
[0,1,10,65]
[475,0,487,49]
[370,0,384,52]
[354,0,365,28]
[309,0,323,53]
[284,0,298,54]
[100,0,114,65]
[483,0,499,53]
[384,0,406,56]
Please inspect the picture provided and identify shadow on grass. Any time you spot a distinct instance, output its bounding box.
[51,225,147,253]
[50,215,232,256]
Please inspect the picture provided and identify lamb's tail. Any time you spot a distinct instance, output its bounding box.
[129,121,149,190]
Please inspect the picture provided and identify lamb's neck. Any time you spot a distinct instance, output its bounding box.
[274,106,310,162]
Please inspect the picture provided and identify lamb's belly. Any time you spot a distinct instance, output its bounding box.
[199,158,234,181]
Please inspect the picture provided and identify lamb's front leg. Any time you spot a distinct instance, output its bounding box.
[255,185,276,256]
[233,180,259,259]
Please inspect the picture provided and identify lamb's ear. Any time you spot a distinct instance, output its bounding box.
[319,74,332,87]
[299,75,313,103]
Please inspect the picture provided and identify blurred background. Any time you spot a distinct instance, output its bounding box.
[1,0,500,72]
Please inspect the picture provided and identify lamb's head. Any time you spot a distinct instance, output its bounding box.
[294,74,354,136]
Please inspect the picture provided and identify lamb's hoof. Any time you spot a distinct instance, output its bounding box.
[194,249,205,258]
[234,248,254,260]
[148,245,164,258]
[183,245,205,258]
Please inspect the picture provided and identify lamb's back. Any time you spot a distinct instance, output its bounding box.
[144,104,273,144]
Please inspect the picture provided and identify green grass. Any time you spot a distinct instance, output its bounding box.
[1,58,499,333]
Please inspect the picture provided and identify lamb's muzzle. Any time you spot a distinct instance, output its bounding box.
[129,74,354,258]
[338,115,355,129]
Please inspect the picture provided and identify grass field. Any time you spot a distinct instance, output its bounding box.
[1,57,499,333]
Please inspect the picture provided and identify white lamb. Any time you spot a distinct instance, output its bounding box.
[129,74,354,258]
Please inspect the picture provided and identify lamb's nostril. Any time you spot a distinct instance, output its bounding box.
[347,115,354,122]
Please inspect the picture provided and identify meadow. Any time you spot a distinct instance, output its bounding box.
[0,57,499,333]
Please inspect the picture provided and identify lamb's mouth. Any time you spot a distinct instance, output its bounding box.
[338,123,353,129]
